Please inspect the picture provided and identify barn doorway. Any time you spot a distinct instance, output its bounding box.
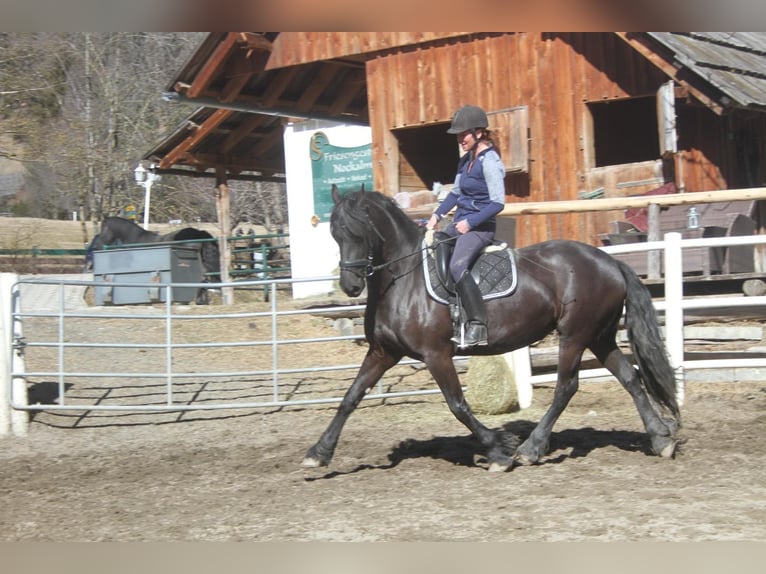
[393,122,457,192]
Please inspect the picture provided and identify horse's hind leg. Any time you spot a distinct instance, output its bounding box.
[302,348,401,468]
[195,287,209,305]
[594,342,679,458]
[514,338,584,465]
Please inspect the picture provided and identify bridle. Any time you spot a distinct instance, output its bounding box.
[337,206,456,279]
[337,208,387,277]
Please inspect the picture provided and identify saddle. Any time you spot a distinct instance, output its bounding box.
[422,231,518,305]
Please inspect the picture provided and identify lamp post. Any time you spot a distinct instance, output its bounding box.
[134,162,160,229]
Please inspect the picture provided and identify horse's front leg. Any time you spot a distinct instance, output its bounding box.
[302,347,401,468]
[426,352,517,472]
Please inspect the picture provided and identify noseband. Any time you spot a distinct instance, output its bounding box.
[338,207,385,277]
[339,244,377,277]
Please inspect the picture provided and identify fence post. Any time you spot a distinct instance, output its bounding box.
[663,232,685,406]
[0,273,29,437]
[504,346,532,409]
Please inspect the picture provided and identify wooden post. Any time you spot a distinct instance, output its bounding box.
[647,202,662,280]
[215,167,234,305]
[756,200,766,273]
[373,123,399,195]
[663,232,685,406]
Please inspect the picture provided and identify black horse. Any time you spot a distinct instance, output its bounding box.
[302,187,681,472]
[86,216,221,305]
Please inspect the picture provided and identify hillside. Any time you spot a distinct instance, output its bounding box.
[0,217,220,250]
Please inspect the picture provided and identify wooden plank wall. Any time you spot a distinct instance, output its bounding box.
[366,32,680,246]
[267,33,470,69]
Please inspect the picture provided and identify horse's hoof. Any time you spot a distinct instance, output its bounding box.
[512,452,537,466]
[652,435,680,459]
[487,461,512,473]
[659,441,677,458]
[300,456,326,468]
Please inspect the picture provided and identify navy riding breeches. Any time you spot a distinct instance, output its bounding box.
[441,224,494,282]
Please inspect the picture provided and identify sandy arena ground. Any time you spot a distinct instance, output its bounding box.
[1,290,765,541]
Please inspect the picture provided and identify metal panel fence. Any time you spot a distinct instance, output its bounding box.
[2,275,439,422]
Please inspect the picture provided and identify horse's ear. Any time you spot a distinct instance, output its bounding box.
[360,183,365,192]
[331,184,342,204]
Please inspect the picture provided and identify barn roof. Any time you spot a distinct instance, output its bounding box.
[144,32,766,182]
[619,32,766,114]
[143,32,372,182]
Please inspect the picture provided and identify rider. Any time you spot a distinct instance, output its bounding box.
[426,104,506,347]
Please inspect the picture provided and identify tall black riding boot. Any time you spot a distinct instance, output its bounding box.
[452,272,488,347]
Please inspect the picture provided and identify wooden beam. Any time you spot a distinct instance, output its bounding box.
[154,167,285,183]
[222,114,266,154]
[260,67,299,107]
[497,187,766,217]
[250,124,285,157]
[327,68,366,116]
[219,48,271,103]
[404,188,766,220]
[192,152,284,175]
[187,32,240,99]
[214,166,234,305]
[238,32,273,52]
[295,64,340,112]
[157,109,233,169]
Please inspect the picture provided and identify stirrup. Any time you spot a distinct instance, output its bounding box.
[451,321,488,348]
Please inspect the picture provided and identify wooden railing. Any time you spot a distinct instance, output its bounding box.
[0,248,87,274]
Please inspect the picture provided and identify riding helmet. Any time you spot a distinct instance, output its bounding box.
[447,105,489,134]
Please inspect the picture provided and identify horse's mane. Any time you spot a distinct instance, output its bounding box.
[332,190,419,244]
[102,216,154,233]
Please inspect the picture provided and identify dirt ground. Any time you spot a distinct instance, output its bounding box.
[1,296,766,541]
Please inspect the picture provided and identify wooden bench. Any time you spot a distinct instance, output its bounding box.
[601,199,756,277]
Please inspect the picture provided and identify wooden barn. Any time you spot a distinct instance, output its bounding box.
[147,32,766,250]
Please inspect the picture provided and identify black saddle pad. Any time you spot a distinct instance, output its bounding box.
[422,239,518,305]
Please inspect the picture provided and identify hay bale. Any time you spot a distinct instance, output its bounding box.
[465,355,521,415]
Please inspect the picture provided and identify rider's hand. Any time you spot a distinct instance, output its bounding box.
[426,214,439,230]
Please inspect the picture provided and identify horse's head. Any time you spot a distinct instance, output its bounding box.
[97,217,133,248]
[330,184,381,298]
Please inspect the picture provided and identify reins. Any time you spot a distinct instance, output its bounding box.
[338,204,457,278]
[371,234,456,277]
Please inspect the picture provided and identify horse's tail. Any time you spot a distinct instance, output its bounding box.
[617,261,681,422]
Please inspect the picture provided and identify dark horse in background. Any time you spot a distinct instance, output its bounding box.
[302,187,681,472]
[85,216,221,305]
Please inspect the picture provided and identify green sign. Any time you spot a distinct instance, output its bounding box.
[310,132,373,221]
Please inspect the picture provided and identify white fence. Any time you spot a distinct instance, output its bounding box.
[2,231,766,437]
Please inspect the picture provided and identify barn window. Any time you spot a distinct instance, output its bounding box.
[391,106,529,195]
[588,96,660,167]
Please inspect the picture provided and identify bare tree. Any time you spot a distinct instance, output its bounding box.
[1,33,290,242]
[0,32,205,241]
[230,180,288,233]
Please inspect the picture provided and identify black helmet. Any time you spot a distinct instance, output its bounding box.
[447,105,489,134]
